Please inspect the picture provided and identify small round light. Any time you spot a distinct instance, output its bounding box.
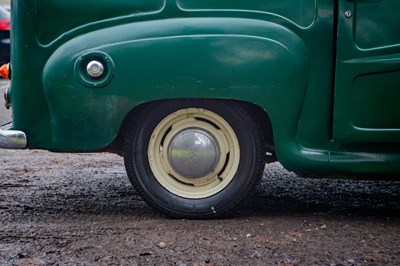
[86,60,104,78]
[0,63,10,79]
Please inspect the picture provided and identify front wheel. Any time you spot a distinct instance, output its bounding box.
[124,100,266,218]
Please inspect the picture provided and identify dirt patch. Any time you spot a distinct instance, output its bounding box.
[0,149,399,265]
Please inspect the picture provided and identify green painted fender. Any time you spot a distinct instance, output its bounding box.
[42,17,310,151]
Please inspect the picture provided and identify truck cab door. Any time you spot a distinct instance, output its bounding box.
[334,0,400,142]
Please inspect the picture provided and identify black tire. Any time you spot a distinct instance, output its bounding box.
[123,100,266,219]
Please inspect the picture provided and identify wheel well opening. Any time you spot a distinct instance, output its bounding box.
[106,99,275,161]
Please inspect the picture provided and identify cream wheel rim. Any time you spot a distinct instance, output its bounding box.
[148,108,240,199]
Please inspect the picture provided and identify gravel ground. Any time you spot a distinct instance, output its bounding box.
[1,80,400,265]
[0,150,399,265]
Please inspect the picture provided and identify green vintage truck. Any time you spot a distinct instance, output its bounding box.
[0,0,399,218]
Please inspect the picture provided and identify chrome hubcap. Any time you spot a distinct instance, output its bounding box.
[168,128,220,179]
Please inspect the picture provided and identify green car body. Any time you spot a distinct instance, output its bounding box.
[2,0,400,217]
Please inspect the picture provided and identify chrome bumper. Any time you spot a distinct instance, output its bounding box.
[0,123,27,149]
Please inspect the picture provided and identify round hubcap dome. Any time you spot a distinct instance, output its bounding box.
[168,128,220,179]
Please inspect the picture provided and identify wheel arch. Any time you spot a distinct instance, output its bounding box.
[107,98,275,161]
